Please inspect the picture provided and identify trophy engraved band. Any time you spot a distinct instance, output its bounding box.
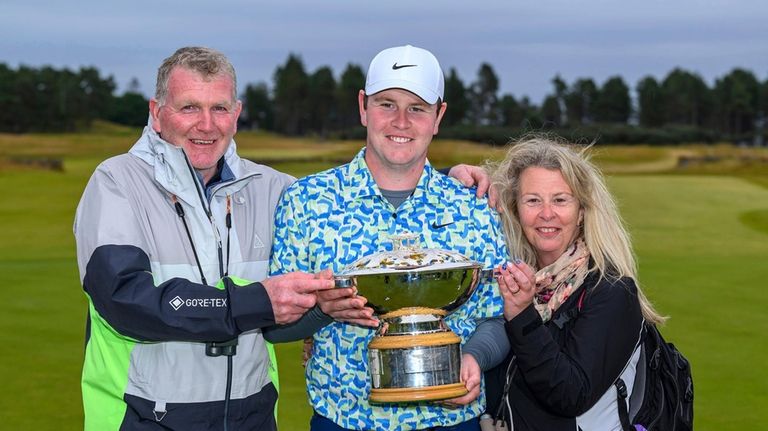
[334,233,493,403]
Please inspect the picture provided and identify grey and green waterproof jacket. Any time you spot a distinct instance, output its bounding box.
[74,123,293,430]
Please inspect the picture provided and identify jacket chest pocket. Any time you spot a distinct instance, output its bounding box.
[231,193,271,262]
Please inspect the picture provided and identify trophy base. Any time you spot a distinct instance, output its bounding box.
[370,382,467,403]
[368,309,465,403]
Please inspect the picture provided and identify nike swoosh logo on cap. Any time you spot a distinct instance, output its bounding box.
[392,63,417,70]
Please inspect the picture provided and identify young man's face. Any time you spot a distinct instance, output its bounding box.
[359,88,446,178]
[150,67,242,183]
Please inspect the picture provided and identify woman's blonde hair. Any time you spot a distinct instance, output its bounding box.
[488,134,665,324]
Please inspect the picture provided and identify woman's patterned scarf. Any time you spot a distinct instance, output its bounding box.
[533,237,591,322]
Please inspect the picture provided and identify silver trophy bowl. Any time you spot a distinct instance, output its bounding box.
[334,264,488,315]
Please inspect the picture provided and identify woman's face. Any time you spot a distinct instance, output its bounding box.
[517,167,583,267]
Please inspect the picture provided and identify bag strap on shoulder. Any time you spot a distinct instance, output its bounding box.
[615,378,634,431]
[615,323,649,431]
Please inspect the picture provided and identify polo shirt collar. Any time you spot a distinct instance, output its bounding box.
[343,148,441,206]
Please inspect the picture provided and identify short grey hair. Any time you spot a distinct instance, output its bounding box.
[155,46,237,104]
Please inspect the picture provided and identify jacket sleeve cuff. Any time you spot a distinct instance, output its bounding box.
[504,303,543,343]
[263,306,333,343]
[228,281,275,331]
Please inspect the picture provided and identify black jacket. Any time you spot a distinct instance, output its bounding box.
[485,271,643,430]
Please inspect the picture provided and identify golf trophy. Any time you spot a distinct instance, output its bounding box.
[334,233,491,403]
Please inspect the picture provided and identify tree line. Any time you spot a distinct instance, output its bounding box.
[0,64,147,132]
[1,57,766,145]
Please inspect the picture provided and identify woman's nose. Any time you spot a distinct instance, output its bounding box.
[539,203,555,219]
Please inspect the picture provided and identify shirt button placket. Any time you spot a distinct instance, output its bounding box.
[386,212,398,236]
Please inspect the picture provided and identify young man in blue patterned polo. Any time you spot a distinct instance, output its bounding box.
[266,45,509,431]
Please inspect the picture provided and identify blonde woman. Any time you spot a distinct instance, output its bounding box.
[484,136,664,431]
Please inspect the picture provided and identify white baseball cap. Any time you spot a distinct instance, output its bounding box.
[364,45,445,104]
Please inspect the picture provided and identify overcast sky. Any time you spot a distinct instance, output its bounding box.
[2,0,767,104]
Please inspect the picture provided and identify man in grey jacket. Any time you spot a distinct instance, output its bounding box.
[74,46,334,431]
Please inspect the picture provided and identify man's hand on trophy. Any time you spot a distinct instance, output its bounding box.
[441,353,482,406]
[316,287,379,328]
[261,270,335,325]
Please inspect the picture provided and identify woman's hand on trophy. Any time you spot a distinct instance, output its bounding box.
[316,287,379,327]
[442,353,481,406]
[497,259,536,321]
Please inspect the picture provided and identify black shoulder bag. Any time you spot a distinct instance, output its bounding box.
[615,322,694,431]
[565,289,695,431]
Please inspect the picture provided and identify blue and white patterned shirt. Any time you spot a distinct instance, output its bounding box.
[270,148,508,430]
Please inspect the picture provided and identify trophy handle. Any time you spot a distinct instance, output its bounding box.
[479,268,495,281]
[334,277,355,288]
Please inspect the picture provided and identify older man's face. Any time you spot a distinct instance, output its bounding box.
[150,67,241,183]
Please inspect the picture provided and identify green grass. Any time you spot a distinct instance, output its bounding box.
[0,131,767,430]
[611,175,768,429]
[274,343,313,428]
[0,166,89,429]
[739,209,768,235]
